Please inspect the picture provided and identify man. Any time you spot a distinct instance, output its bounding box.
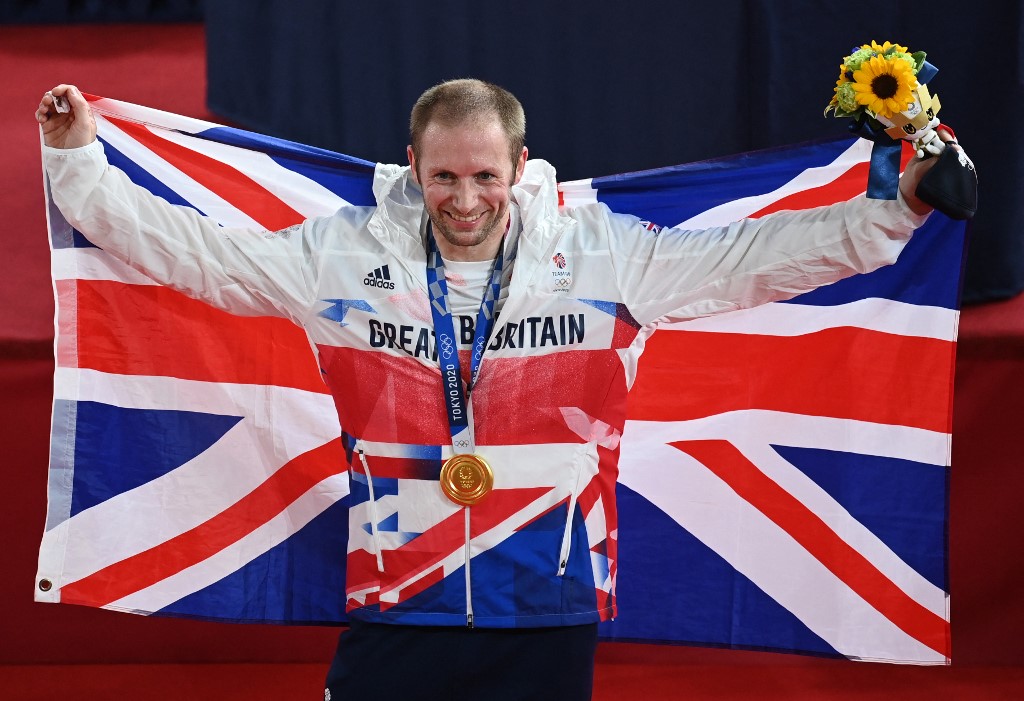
[37,79,951,700]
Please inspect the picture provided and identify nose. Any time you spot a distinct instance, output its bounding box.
[451,179,479,213]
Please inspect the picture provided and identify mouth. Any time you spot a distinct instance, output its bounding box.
[446,211,486,224]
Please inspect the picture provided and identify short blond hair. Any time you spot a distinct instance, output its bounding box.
[409,78,526,170]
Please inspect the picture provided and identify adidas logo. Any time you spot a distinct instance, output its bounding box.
[363,264,395,289]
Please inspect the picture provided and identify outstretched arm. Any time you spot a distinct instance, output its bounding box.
[35,84,334,323]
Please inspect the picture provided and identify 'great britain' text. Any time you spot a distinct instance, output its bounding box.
[368,314,585,360]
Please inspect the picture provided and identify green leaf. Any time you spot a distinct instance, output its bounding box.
[911,50,927,73]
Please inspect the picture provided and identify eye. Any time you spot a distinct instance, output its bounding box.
[477,172,496,181]
[434,172,453,182]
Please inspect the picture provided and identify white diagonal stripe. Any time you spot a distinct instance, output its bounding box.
[658,298,958,342]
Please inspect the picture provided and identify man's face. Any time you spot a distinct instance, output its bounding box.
[408,117,527,262]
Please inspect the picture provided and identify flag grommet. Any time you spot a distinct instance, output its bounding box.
[38,578,52,592]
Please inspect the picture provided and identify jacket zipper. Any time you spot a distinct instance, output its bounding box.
[464,506,474,627]
[557,449,588,576]
[357,448,385,573]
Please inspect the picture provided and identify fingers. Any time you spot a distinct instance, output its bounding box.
[59,84,90,112]
[36,84,85,123]
[35,92,56,124]
[37,84,98,149]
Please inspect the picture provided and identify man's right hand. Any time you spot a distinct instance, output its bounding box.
[36,85,97,149]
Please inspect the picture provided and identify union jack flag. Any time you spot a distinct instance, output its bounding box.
[37,95,963,664]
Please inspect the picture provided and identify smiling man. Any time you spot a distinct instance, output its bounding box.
[38,78,951,700]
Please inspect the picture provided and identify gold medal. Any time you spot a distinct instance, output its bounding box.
[440,454,493,506]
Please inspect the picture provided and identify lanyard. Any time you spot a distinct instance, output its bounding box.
[425,223,505,453]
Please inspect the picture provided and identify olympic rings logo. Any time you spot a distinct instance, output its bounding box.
[439,334,455,359]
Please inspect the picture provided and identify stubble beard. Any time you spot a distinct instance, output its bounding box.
[427,201,509,256]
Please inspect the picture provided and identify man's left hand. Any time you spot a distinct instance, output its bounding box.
[899,130,964,215]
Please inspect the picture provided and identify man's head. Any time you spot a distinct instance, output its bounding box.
[407,79,529,262]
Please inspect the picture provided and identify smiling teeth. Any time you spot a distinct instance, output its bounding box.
[449,213,483,222]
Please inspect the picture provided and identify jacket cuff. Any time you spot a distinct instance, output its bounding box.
[895,188,932,229]
[43,139,105,159]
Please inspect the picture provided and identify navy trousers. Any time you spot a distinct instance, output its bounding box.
[324,620,599,700]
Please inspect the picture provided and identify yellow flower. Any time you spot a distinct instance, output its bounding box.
[835,65,849,87]
[861,40,909,55]
[851,54,917,118]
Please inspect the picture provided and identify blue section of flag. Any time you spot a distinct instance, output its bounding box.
[601,483,842,657]
[196,126,377,206]
[157,496,351,623]
[70,402,241,518]
[71,228,98,249]
[773,445,948,591]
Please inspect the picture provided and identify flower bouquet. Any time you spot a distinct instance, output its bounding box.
[826,41,976,219]
[826,41,945,158]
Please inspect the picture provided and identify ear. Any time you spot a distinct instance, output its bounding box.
[513,147,528,185]
[407,145,419,185]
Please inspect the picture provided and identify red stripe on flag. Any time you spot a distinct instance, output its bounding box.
[104,115,305,231]
[60,437,345,608]
[628,327,955,433]
[74,279,327,393]
[672,439,949,657]
[749,163,871,217]
[749,146,913,218]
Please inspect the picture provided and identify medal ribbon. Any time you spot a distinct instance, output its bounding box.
[425,223,506,453]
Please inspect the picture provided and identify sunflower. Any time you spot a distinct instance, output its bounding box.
[851,54,917,119]
[862,40,909,55]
